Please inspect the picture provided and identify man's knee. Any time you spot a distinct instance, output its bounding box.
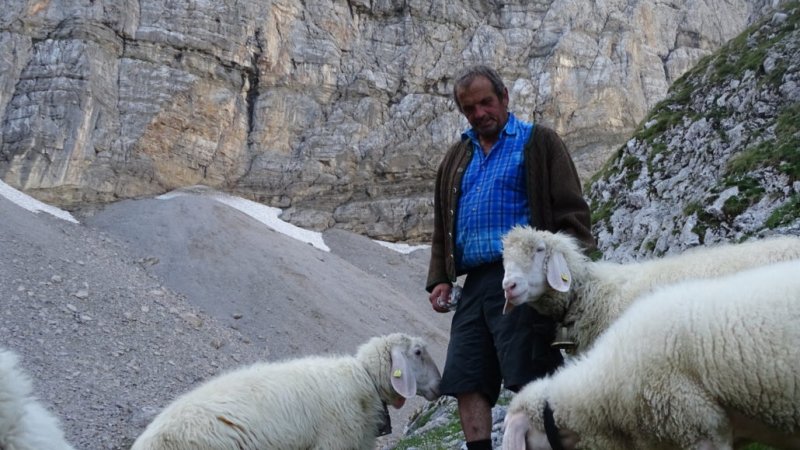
[457,391,491,408]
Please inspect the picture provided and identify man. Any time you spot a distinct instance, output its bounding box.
[426,65,595,450]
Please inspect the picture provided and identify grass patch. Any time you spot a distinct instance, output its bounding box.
[623,155,643,186]
[408,405,438,430]
[587,247,604,261]
[634,106,687,143]
[683,201,703,216]
[706,4,799,87]
[765,194,800,228]
[393,410,462,450]
[647,141,668,172]
[687,198,723,243]
[591,199,616,225]
[653,1,800,107]
[726,102,800,182]
[588,146,627,188]
[720,176,766,218]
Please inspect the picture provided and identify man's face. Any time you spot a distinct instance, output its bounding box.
[455,76,509,140]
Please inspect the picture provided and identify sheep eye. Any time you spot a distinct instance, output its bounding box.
[414,349,422,356]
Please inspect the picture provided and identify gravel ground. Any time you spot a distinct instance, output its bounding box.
[0,189,451,449]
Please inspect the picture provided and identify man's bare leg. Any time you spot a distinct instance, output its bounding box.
[457,391,493,447]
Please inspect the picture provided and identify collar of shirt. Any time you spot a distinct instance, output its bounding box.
[461,112,521,152]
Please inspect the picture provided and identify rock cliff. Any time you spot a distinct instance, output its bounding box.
[0,0,777,241]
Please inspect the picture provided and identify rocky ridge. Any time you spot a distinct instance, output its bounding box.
[589,3,800,261]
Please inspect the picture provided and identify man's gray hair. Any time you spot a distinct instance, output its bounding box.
[452,65,507,111]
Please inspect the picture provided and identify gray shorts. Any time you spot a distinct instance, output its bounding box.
[439,261,563,406]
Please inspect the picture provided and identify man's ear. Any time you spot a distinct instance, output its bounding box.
[501,87,510,107]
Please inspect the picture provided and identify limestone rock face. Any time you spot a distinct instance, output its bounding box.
[588,7,800,261]
[0,0,775,241]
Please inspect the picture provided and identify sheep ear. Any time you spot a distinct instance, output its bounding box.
[546,251,571,292]
[390,347,416,399]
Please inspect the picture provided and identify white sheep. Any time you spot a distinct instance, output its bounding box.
[502,259,800,450]
[501,226,800,353]
[0,348,76,450]
[131,333,441,450]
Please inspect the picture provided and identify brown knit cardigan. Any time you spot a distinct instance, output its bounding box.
[426,124,596,292]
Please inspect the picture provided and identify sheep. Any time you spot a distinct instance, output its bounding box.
[131,333,441,450]
[502,259,800,450]
[0,348,76,450]
[501,225,800,353]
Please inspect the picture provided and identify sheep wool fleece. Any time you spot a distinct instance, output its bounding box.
[0,349,76,450]
[501,226,800,354]
[504,259,800,450]
[131,333,441,450]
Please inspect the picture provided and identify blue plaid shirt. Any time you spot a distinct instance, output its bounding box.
[455,113,533,271]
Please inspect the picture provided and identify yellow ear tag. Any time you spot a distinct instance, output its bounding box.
[561,273,569,282]
[392,369,403,378]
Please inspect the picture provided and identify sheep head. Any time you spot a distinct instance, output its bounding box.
[501,226,584,315]
[358,334,441,408]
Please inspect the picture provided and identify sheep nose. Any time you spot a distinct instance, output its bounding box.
[503,283,517,301]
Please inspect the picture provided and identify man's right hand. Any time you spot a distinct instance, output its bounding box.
[429,283,452,313]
